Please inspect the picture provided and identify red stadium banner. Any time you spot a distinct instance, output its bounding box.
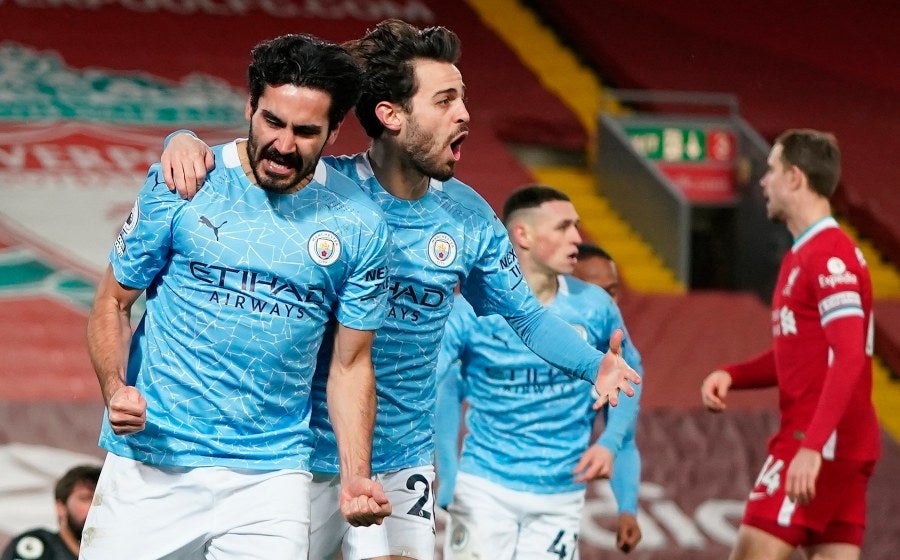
[0,122,243,277]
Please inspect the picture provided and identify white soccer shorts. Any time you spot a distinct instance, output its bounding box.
[444,472,584,560]
[310,464,436,560]
[80,453,311,559]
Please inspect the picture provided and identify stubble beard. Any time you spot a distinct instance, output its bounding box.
[404,116,455,182]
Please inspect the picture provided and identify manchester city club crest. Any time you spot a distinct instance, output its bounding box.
[428,232,457,267]
[308,230,341,266]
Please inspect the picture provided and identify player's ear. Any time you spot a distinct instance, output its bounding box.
[788,164,808,192]
[326,121,342,146]
[245,98,254,121]
[509,221,531,249]
[375,101,403,132]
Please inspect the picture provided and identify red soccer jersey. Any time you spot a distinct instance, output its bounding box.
[727,217,880,462]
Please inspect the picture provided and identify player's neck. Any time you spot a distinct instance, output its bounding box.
[367,143,430,200]
[521,260,559,305]
[59,525,80,556]
[787,197,832,239]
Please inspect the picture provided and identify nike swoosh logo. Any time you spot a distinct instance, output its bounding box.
[748,491,768,501]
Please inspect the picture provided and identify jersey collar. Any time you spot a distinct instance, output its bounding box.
[793,216,838,252]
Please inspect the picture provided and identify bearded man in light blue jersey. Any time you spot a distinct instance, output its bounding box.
[160,19,640,560]
[83,34,392,560]
[436,186,644,560]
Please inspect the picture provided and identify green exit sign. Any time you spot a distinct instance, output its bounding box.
[625,126,707,162]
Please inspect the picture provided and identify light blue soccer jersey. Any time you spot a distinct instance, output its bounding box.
[310,153,607,474]
[99,141,391,471]
[436,278,643,498]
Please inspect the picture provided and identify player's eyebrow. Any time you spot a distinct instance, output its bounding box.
[261,109,324,136]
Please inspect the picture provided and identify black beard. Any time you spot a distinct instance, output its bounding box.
[67,510,84,542]
[246,125,314,193]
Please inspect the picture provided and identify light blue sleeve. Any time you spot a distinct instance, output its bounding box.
[596,303,644,454]
[595,301,642,514]
[434,360,463,509]
[434,297,473,508]
[110,164,183,289]
[333,216,392,332]
[504,309,604,383]
[608,424,641,515]
[594,379,640,510]
[596,361,642,455]
[163,128,197,148]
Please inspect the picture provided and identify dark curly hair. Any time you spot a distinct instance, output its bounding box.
[345,19,461,139]
[248,34,362,131]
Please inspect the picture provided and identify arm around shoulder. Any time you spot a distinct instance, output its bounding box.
[160,129,215,200]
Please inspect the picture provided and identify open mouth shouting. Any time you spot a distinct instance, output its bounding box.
[260,148,301,178]
[449,130,468,162]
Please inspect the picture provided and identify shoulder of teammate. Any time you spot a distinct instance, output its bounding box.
[314,161,391,324]
[321,156,355,178]
[435,178,504,231]
[2,528,70,560]
[319,153,360,179]
[316,159,385,220]
[563,275,615,305]
[143,162,192,205]
[142,141,238,207]
[564,275,644,372]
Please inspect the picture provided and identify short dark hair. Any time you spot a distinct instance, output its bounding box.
[502,185,571,225]
[577,243,613,262]
[54,465,101,503]
[346,19,461,139]
[775,129,841,198]
[247,34,362,131]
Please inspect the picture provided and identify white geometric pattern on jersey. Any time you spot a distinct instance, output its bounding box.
[100,142,390,471]
[310,153,538,473]
[444,278,642,494]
